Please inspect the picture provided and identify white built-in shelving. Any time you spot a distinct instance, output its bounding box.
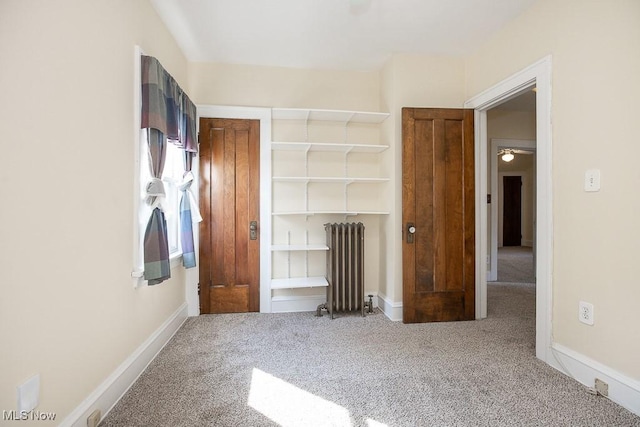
[270,107,389,295]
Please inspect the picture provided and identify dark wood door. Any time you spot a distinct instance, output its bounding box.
[199,118,260,314]
[503,176,522,246]
[402,108,475,323]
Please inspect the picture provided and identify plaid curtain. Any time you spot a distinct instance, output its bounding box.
[143,129,170,285]
[141,55,198,284]
[179,151,202,268]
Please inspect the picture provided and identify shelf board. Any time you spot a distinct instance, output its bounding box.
[272,211,390,216]
[271,244,329,251]
[272,108,389,124]
[273,176,389,184]
[271,276,329,289]
[272,142,389,153]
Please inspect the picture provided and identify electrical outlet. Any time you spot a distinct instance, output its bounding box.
[87,409,101,427]
[579,301,594,325]
[17,374,40,412]
[595,378,608,397]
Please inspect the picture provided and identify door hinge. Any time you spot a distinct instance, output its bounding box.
[197,282,200,296]
[487,194,492,204]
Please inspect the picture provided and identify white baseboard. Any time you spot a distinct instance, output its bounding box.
[377,293,403,321]
[549,343,640,416]
[522,239,533,247]
[59,302,188,427]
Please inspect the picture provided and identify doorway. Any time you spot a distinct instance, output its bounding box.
[488,138,537,282]
[464,56,553,363]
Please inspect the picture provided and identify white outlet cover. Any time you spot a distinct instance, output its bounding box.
[579,301,594,326]
[17,374,40,412]
[584,169,601,192]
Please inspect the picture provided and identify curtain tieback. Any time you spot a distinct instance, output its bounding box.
[146,177,166,210]
[146,177,165,197]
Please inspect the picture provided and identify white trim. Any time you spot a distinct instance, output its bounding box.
[550,344,640,416]
[377,293,403,321]
[195,105,272,314]
[465,55,553,363]
[59,303,188,427]
[489,139,536,281]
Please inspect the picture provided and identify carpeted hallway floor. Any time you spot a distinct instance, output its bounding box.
[496,246,534,283]
[101,250,639,426]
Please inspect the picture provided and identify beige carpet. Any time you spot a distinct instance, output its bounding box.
[497,246,534,283]
[101,283,639,426]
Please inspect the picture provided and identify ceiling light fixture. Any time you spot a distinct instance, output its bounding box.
[501,150,515,162]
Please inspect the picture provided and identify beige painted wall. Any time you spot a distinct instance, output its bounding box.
[488,109,536,141]
[379,54,466,304]
[0,0,189,422]
[467,0,640,379]
[190,62,380,111]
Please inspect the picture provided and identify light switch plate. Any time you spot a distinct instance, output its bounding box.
[584,169,601,192]
[17,374,40,412]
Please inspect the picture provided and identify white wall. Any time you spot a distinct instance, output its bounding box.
[466,0,640,380]
[0,0,189,422]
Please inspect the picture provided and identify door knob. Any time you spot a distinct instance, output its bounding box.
[407,222,415,243]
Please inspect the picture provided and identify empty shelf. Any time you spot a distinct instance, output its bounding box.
[271,276,329,289]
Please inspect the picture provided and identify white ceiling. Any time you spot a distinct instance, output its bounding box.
[150,0,537,71]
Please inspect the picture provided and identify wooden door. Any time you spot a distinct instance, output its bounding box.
[402,108,474,323]
[503,176,522,246]
[199,118,260,314]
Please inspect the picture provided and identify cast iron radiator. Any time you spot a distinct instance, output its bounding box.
[317,222,370,319]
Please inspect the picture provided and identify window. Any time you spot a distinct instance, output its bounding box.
[138,129,184,259]
[133,50,198,285]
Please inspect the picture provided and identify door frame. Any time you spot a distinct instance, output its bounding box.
[489,138,536,281]
[188,105,272,315]
[464,55,553,363]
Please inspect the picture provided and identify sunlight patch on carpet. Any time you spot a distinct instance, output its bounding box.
[248,368,352,426]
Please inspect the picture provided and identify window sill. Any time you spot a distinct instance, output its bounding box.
[169,251,183,268]
[131,252,183,288]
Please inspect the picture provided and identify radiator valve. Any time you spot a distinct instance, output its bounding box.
[366,294,374,314]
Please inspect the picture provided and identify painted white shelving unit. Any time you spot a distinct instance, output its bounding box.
[270,108,390,304]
